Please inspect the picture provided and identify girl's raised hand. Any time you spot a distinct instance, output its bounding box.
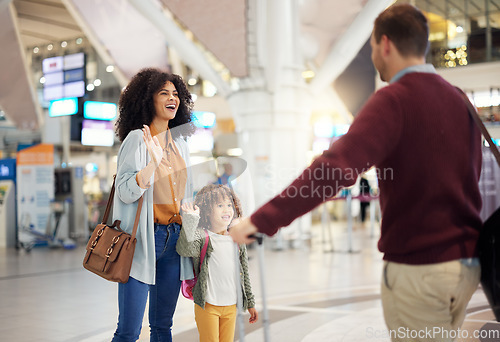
[142,125,163,168]
[181,202,200,215]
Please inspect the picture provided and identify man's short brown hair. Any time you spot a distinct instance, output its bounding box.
[373,3,429,58]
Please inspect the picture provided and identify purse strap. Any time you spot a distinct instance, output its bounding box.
[457,88,500,168]
[101,175,144,241]
[199,229,210,266]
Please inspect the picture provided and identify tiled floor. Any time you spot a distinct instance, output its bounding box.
[0,220,498,342]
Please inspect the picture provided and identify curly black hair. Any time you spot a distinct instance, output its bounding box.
[116,68,196,142]
[194,184,243,230]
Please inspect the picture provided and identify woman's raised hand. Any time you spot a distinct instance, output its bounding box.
[181,202,200,216]
[142,125,163,168]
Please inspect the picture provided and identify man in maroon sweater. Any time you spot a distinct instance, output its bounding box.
[231,3,482,341]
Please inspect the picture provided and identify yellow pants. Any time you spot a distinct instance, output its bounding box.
[381,260,480,342]
[195,303,237,342]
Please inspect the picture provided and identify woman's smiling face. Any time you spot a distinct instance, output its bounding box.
[153,81,179,121]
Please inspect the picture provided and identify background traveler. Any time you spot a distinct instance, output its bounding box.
[359,175,371,223]
[215,163,234,186]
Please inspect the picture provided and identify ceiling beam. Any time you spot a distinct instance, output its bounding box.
[61,0,129,88]
[127,0,231,97]
[0,2,42,129]
[446,0,466,16]
[0,0,12,11]
[309,0,394,93]
[16,12,81,31]
[19,29,60,41]
[16,0,65,8]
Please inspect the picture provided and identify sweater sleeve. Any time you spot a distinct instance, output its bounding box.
[239,244,256,309]
[115,130,148,204]
[251,89,403,236]
[176,212,203,257]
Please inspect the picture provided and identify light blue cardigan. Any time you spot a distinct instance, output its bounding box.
[112,128,194,285]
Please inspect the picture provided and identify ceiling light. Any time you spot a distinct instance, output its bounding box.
[302,70,315,79]
[40,77,46,84]
[202,81,217,97]
[93,79,102,87]
[33,47,39,54]
[227,148,243,157]
[47,44,53,51]
[106,65,114,72]
[61,41,68,48]
[76,38,83,45]
[87,84,95,91]
[188,77,197,86]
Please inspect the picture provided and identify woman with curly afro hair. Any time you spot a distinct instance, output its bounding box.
[111,68,196,342]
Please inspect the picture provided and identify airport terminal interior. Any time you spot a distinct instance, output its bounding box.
[1,0,500,341]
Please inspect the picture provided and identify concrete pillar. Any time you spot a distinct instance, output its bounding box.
[227,0,313,248]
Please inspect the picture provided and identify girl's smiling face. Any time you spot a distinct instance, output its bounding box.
[208,198,235,233]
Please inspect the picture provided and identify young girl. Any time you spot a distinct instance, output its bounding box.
[176,184,258,342]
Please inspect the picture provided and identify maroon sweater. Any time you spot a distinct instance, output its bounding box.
[251,72,483,264]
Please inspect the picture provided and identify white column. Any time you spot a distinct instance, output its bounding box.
[60,116,71,166]
[228,0,312,248]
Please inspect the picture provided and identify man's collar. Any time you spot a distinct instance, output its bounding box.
[390,64,437,84]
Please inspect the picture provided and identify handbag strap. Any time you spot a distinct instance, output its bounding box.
[199,229,210,267]
[457,88,500,168]
[101,175,144,241]
[101,175,116,225]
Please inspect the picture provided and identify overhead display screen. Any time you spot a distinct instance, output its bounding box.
[42,53,86,102]
[81,119,114,147]
[42,56,63,74]
[63,52,84,70]
[83,101,117,121]
[48,97,78,117]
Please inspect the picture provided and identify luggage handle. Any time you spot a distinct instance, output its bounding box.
[248,234,263,245]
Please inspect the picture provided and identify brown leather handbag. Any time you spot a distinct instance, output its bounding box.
[83,177,143,283]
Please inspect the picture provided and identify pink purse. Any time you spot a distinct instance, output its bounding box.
[181,229,209,300]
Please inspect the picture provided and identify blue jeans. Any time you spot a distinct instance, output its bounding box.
[112,223,182,342]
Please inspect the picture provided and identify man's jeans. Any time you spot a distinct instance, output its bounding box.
[112,223,182,342]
